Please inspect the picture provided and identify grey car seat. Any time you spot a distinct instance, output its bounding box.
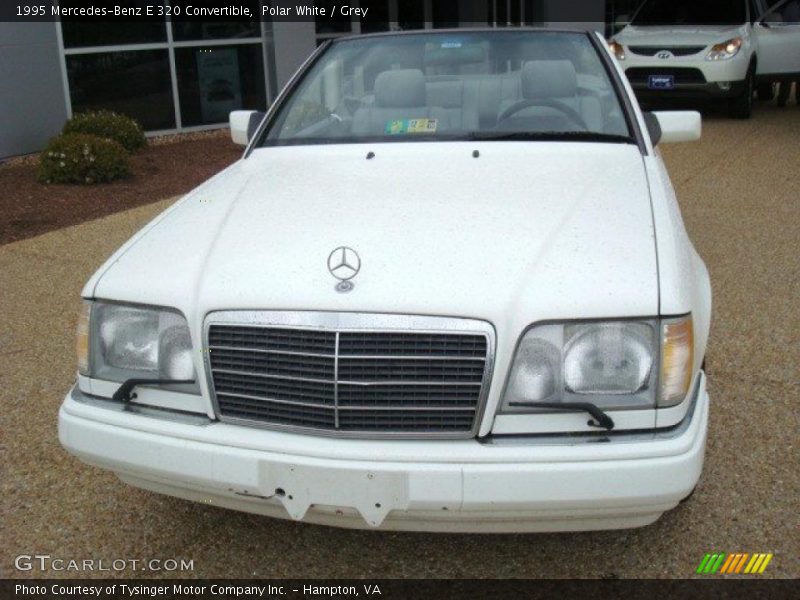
[352,69,449,136]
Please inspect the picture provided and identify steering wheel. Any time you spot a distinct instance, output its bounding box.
[496,99,588,131]
[342,95,363,115]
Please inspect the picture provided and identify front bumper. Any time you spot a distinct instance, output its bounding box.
[59,374,709,533]
[631,81,746,102]
[622,51,750,102]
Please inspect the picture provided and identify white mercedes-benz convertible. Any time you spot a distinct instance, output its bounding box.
[59,29,711,532]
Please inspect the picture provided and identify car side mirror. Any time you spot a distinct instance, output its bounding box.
[614,14,630,30]
[760,12,784,27]
[230,110,266,146]
[645,111,701,145]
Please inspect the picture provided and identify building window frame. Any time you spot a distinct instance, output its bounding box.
[56,12,272,135]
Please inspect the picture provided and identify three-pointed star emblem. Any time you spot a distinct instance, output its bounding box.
[327,247,361,291]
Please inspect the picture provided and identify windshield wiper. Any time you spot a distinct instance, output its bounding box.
[508,401,615,430]
[465,131,634,144]
[112,378,196,403]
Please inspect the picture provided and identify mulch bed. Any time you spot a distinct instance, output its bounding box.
[0,130,242,246]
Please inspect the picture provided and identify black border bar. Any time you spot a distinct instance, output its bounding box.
[3,579,796,600]
[3,1,613,23]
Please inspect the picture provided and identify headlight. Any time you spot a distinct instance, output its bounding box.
[564,322,654,394]
[82,301,199,392]
[76,300,91,376]
[608,40,626,61]
[501,316,694,412]
[706,38,742,61]
[660,317,694,406]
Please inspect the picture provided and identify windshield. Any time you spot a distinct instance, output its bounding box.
[632,0,747,25]
[258,31,632,147]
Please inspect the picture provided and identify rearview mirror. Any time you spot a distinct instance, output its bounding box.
[645,111,702,145]
[614,14,630,30]
[230,110,266,146]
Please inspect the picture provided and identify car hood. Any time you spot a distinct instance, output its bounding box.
[90,142,658,331]
[616,24,745,46]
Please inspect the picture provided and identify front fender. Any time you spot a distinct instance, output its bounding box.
[644,154,712,372]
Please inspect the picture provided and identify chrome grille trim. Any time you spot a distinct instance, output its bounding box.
[208,344,488,361]
[204,311,496,439]
[628,45,706,57]
[334,331,340,429]
[211,368,484,387]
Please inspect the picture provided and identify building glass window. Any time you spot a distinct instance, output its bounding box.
[315,0,354,35]
[398,0,426,29]
[61,21,166,48]
[171,22,262,41]
[510,0,522,24]
[66,50,176,130]
[172,1,262,41]
[175,45,267,127]
[61,1,166,47]
[361,1,391,33]
[483,1,545,27]
[433,2,460,27]
[523,0,545,25]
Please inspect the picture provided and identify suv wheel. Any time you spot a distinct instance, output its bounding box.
[728,69,754,119]
[756,81,775,101]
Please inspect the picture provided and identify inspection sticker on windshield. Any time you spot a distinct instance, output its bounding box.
[385,119,438,135]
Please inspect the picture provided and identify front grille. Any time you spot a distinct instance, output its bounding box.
[628,45,706,57]
[206,313,493,437]
[625,67,707,84]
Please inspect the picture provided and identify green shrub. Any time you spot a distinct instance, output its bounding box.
[63,110,146,152]
[38,133,130,184]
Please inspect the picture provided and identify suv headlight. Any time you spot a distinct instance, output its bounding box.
[706,38,742,61]
[608,40,626,61]
[500,316,693,412]
[77,300,199,393]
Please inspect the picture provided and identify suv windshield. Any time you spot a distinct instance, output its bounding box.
[258,31,632,147]
[632,0,747,26]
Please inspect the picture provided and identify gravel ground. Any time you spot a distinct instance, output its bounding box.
[1,103,798,580]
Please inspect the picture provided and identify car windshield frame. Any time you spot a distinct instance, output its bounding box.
[251,29,643,152]
[631,0,749,26]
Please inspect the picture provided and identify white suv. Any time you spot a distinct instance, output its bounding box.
[610,0,800,117]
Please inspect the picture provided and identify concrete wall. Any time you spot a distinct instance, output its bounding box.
[0,23,68,159]
[270,21,319,91]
